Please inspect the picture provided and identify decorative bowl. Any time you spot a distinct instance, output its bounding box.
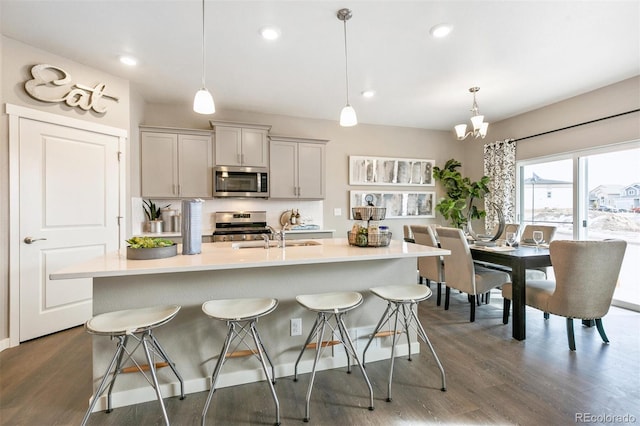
[126,244,177,260]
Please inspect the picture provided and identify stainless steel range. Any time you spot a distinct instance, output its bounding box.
[212,211,271,242]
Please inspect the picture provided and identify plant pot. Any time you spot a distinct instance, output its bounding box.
[148,220,163,233]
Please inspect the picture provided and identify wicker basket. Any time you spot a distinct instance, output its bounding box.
[347,231,392,247]
[351,207,386,221]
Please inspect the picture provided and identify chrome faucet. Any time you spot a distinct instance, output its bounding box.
[267,224,289,248]
[261,233,271,249]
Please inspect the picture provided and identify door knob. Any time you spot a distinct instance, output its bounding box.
[24,237,47,244]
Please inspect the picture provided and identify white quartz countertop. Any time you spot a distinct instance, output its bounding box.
[50,238,448,280]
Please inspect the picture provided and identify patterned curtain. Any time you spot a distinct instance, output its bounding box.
[483,139,517,227]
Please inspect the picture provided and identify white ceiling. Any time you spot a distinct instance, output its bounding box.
[2,1,639,130]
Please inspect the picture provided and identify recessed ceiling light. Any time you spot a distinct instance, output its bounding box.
[119,55,137,66]
[430,23,452,38]
[361,90,376,98]
[260,26,281,40]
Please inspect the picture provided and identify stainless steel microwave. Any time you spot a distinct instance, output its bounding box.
[213,166,269,198]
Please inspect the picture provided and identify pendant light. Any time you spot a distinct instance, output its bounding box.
[193,0,215,114]
[337,8,357,127]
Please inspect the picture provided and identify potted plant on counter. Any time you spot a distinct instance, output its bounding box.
[143,199,169,233]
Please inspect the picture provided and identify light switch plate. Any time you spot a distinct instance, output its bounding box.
[334,208,342,216]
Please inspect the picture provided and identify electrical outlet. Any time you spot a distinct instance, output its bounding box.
[290,318,302,336]
[333,208,342,216]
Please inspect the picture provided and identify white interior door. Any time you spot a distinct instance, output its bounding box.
[17,116,122,341]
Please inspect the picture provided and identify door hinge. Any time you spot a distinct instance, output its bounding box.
[117,151,123,161]
[582,220,587,227]
[117,216,123,225]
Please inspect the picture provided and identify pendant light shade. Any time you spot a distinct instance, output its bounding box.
[340,104,357,127]
[194,88,215,114]
[337,8,357,127]
[193,0,215,115]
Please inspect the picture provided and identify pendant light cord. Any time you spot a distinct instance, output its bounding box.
[343,19,350,105]
[201,0,206,88]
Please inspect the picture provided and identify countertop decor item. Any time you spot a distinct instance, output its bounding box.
[125,237,177,260]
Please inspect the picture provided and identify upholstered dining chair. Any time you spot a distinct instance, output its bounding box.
[411,225,445,305]
[499,223,521,241]
[436,227,510,322]
[502,239,627,351]
[520,224,557,279]
[520,224,556,246]
[403,225,415,242]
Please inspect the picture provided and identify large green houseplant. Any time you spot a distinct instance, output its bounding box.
[432,159,490,229]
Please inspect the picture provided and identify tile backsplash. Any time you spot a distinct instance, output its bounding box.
[131,197,324,235]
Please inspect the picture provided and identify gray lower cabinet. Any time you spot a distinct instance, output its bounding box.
[269,136,328,199]
[140,126,212,198]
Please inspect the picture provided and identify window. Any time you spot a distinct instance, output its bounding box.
[517,141,640,311]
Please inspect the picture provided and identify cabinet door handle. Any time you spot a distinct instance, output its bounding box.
[177,184,181,195]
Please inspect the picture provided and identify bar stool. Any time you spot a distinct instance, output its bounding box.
[293,291,374,422]
[363,285,446,402]
[201,297,280,426]
[81,304,185,426]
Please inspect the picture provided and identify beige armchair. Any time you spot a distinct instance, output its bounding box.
[410,225,445,305]
[436,227,510,322]
[502,239,627,351]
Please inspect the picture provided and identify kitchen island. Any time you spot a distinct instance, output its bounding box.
[51,238,448,411]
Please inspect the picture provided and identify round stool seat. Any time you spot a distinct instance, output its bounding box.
[296,291,363,313]
[86,305,181,335]
[369,285,432,303]
[202,298,278,321]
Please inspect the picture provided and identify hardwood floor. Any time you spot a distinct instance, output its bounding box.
[2,290,639,425]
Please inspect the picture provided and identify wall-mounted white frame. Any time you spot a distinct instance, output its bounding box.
[349,156,435,186]
[350,191,436,219]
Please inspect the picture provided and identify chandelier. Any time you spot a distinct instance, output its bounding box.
[454,87,488,140]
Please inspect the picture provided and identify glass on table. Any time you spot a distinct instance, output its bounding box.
[532,230,544,248]
[506,232,517,247]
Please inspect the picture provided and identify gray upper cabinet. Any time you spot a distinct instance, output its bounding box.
[269,136,328,200]
[140,126,212,198]
[210,121,271,167]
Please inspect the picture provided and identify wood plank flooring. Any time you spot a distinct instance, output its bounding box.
[2,290,639,425]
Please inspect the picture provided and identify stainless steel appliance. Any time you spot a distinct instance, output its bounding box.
[213,166,269,198]
[212,211,271,242]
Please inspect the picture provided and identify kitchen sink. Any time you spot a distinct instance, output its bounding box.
[231,240,322,249]
[287,240,322,247]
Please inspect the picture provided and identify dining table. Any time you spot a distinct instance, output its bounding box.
[470,244,552,340]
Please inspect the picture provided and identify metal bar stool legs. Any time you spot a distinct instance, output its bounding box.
[201,298,280,426]
[294,292,374,423]
[363,285,446,402]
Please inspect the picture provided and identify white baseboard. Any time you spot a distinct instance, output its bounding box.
[0,338,11,353]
